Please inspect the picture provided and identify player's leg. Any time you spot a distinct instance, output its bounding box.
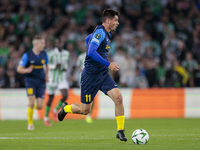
[58,73,99,121]
[27,95,36,130]
[36,82,52,127]
[100,73,127,141]
[52,89,68,122]
[36,97,44,109]
[54,89,68,113]
[26,84,37,130]
[45,94,54,119]
[85,101,94,123]
[107,88,127,141]
[45,84,56,120]
[54,81,69,121]
[58,102,92,121]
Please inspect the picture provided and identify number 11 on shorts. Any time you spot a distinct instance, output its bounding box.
[85,94,91,102]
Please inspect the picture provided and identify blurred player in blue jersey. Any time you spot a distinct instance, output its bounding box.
[17,35,49,130]
[58,9,127,141]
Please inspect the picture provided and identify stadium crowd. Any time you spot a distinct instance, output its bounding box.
[0,0,200,88]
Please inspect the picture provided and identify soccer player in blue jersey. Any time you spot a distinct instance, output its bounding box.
[17,35,49,130]
[58,9,127,141]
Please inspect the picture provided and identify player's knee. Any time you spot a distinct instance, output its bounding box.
[115,95,123,105]
[82,108,90,115]
[37,105,43,110]
[29,103,34,108]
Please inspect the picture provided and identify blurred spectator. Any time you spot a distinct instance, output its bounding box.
[124,0,142,24]
[193,63,200,87]
[121,24,134,45]
[22,35,32,52]
[165,52,177,70]
[182,51,198,74]
[182,51,198,87]
[0,0,200,88]
[145,58,158,87]
[176,19,193,48]
[174,40,187,62]
[131,67,149,88]
[119,53,136,87]
[162,31,179,61]
[0,65,6,88]
[164,69,183,87]
[0,40,9,65]
[173,60,189,86]
[105,0,122,11]
[157,15,175,38]
[191,26,200,63]
[143,34,161,58]
[5,69,20,88]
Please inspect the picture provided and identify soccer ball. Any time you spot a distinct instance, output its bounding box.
[131,129,149,145]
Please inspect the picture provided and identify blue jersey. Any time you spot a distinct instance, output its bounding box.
[84,25,111,74]
[19,50,48,81]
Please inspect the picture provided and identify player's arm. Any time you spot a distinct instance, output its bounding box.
[87,30,110,67]
[85,34,92,48]
[17,53,32,74]
[45,53,49,82]
[87,30,119,71]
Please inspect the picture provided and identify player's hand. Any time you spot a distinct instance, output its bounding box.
[26,66,33,73]
[56,64,61,69]
[62,68,67,72]
[108,62,120,72]
[45,75,49,82]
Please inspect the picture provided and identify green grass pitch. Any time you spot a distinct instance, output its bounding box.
[0,118,199,150]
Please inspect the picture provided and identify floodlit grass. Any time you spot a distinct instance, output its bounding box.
[0,118,200,150]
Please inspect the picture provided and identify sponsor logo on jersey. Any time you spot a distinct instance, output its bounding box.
[95,33,101,39]
[105,44,110,49]
[41,59,45,64]
[30,60,35,63]
[92,38,99,43]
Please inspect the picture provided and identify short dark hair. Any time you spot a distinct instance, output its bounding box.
[102,9,120,23]
[33,35,44,41]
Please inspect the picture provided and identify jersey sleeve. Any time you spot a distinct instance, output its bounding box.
[85,34,92,48]
[87,29,110,67]
[45,52,48,64]
[90,29,105,46]
[19,53,28,67]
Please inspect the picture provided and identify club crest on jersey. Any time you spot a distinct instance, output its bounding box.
[95,33,101,39]
[105,44,110,49]
[41,59,45,64]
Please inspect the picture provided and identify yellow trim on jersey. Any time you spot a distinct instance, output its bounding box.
[31,65,43,69]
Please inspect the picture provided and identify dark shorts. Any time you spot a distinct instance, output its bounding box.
[25,78,45,98]
[81,71,118,104]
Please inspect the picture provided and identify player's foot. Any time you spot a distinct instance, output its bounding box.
[53,108,58,122]
[27,124,34,130]
[58,102,68,121]
[85,115,93,123]
[43,117,52,127]
[116,130,127,142]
